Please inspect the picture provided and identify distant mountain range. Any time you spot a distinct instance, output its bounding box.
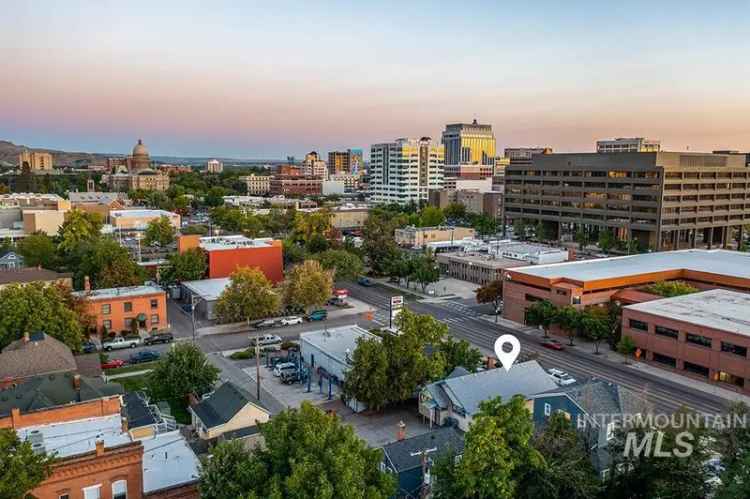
[0,140,284,168]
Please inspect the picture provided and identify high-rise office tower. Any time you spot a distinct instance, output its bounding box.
[328,151,349,175]
[442,119,496,177]
[596,137,661,153]
[348,148,364,176]
[302,151,327,177]
[369,137,444,205]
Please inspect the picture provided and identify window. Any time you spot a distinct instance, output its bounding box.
[101,304,111,315]
[151,314,159,325]
[544,403,551,416]
[112,480,127,499]
[654,325,678,339]
[683,361,709,378]
[653,353,676,368]
[150,299,158,309]
[721,342,748,357]
[686,333,712,348]
[629,319,648,331]
[59,495,70,499]
[124,318,133,329]
[124,302,133,312]
[83,485,101,499]
[102,320,112,331]
[717,371,745,388]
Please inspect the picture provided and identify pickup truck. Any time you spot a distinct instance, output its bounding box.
[248,334,283,352]
[102,336,141,351]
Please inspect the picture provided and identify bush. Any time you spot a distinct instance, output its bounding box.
[99,352,109,363]
[229,349,255,360]
[617,335,637,355]
[280,340,298,350]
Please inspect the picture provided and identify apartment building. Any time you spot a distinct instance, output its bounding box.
[596,137,661,153]
[206,159,223,173]
[18,150,54,171]
[370,137,445,205]
[75,284,169,336]
[504,151,750,250]
[269,175,323,196]
[394,226,475,249]
[110,209,181,232]
[178,234,284,282]
[241,174,272,195]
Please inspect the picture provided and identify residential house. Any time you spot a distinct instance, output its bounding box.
[0,332,79,381]
[0,267,73,291]
[0,250,24,269]
[419,361,557,432]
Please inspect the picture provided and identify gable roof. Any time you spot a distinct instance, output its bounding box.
[0,268,72,285]
[424,361,557,417]
[123,391,158,429]
[0,372,122,416]
[538,379,650,424]
[191,382,264,429]
[0,333,78,380]
[382,427,465,473]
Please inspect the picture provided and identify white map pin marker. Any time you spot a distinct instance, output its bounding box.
[494,334,521,372]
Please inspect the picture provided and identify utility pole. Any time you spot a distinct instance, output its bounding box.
[190,295,198,343]
[410,447,437,499]
[249,319,261,401]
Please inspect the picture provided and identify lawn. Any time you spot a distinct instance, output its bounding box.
[110,373,191,425]
[107,361,159,376]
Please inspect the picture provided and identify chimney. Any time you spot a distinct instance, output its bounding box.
[397,420,406,441]
[95,440,105,457]
[84,276,91,292]
[73,374,81,391]
[487,356,496,369]
[23,332,30,344]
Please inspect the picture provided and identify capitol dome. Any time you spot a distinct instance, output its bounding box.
[132,139,149,158]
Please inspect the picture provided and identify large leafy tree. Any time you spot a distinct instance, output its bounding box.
[147,342,220,402]
[199,440,257,499]
[0,428,55,499]
[418,205,445,227]
[438,337,483,374]
[201,402,395,499]
[16,232,57,269]
[215,267,281,323]
[143,215,176,247]
[160,248,207,284]
[520,412,601,499]
[342,336,389,411]
[433,396,544,499]
[73,238,145,289]
[525,300,558,338]
[314,249,364,282]
[412,251,439,293]
[717,452,750,499]
[362,210,403,275]
[291,209,332,244]
[578,307,613,354]
[283,259,333,312]
[57,208,103,254]
[0,282,85,351]
[554,305,581,346]
[443,202,467,221]
[476,279,503,313]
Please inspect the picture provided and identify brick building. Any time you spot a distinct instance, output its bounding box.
[74,284,169,336]
[178,235,284,282]
[269,175,323,196]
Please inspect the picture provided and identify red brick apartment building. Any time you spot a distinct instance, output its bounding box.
[623,289,750,394]
[74,284,169,336]
[270,175,323,196]
[178,234,284,282]
[503,249,750,324]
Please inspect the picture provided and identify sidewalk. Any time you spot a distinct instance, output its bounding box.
[373,277,478,301]
[206,352,286,414]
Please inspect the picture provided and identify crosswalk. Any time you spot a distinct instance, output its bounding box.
[368,308,475,327]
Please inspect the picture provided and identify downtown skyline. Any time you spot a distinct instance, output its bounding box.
[2,0,749,159]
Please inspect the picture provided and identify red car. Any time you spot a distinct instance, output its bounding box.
[540,339,564,351]
[101,359,126,369]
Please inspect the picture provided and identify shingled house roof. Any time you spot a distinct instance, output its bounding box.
[382,427,465,473]
[0,268,72,285]
[191,382,265,430]
[0,332,78,380]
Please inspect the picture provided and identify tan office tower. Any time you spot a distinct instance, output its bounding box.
[442,120,496,177]
[328,151,349,175]
[18,150,54,171]
[370,137,444,205]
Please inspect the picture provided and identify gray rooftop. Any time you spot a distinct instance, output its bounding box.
[512,249,750,282]
[300,325,378,365]
[425,360,557,416]
[182,278,230,301]
[625,289,750,337]
[382,427,464,473]
[73,284,164,300]
[191,382,265,429]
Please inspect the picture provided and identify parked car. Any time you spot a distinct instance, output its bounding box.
[82,341,98,354]
[143,332,173,346]
[248,334,283,351]
[306,309,328,321]
[101,359,126,370]
[357,276,374,287]
[102,336,141,351]
[280,316,303,326]
[273,362,296,377]
[548,368,577,386]
[540,338,564,351]
[129,350,161,364]
[280,369,300,384]
[254,318,280,329]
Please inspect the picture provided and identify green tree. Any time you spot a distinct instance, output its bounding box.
[535,221,556,241]
[717,452,750,499]
[433,396,544,499]
[147,342,220,403]
[314,249,364,281]
[579,307,612,354]
[282,238,308,266]
[0,428,55,499]
[520,412,601,499]
[342,336,389,411]
[471,214,498,236]
[554,305,581,346]
[443,202,467,221]
[418,205,445,227]
[292,209,332,244]
[715,402,750,468]
[305,232,330,253]
[438,337,483,373]
[57,208,102,254]
[412,251,440,293]
[386,250,414,287]
[616,335,637,355]
[476,279,504,317]
[73,238,145,289]
[644,280,699,298]
[204,186,226,207]
[215,267,281,323]
[283,259,333,312]
[160,248,207,284]
[16,232,57,269]
[575,227,593,250]
[0,282,85,351]
[513,218,529,240]
[143,215,176,247]
[201,402,395,498]
[362,210,402,275]
[525,300,558,338]
[199,440,257,499]
[597,229,616,253]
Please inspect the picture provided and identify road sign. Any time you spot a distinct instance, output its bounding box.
[390,295,404,308]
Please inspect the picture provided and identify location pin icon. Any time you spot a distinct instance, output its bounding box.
[494,334,521,372]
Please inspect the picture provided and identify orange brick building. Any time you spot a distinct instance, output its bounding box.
[178,235,284,282]
[75,284,169,336]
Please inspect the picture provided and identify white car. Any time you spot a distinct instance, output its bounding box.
[273,362,296,377]
[280,316,303,326]
[548,368,577,386]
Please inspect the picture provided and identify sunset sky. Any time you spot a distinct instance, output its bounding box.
[2,0,749,159]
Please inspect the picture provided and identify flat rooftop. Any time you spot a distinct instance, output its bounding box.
[625,289,750,337]
[511,249,750,283]
[110,209,175,218]
[199,235,274,251]
[437,252,527,270]
[182,277,231,301]
[73,284,164,300]
[300,325,377,365]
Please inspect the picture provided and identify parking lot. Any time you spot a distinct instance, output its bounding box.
[243,364,344,409]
